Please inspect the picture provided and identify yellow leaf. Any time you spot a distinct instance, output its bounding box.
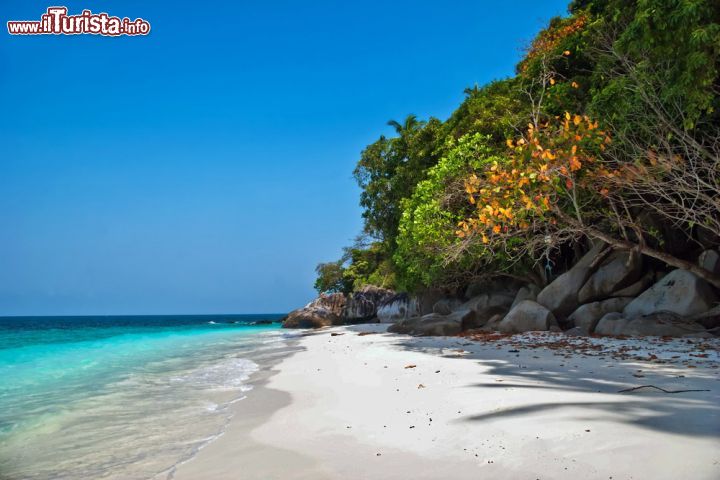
[571,81,579,88]
[563,50,571,56]
[550,78,556,85]
[569,156,582,171]
[506,139,514,148]
[565,112,571,121]
[573,115,581,126]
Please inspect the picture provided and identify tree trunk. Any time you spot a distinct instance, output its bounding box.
[556,210,720,289]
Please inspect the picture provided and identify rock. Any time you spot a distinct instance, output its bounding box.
[567,297,634,334]
[413,320,462,336]
[432,298,463,315]
[578,250,642,303]
[487,292,515,309]
[536,267,592,318]
[388,311,468,336]
[691,304,720,329]
[344,286,395,323]
[612,269,655,297]
[564,326,589,337]
[417,290,446,316]
[377,293,421,323]
[623,269,719,318]
[464,278,524,302]
[282,293,347,329]
[574,240,609,269]
[510,284,541,309]
[461,305,507,330]
[698,249,720,275]
[498,300,558,333]
[458,294,489,313]
[595,311,706,337]
[593,312,627,336]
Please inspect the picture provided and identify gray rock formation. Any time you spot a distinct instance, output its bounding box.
[698,249,720,275]
[595,311,706,337]
[387,310,470,336]
[623,269,718,318]
[567,297,634,334]
[432,298,463,315]
[343,285,395,323]
[536,266,593,318]
[498,300,557,333]
[612,270,655,297]
[376,293,421,324]
[510,284,541,309]
[578,250,642,303]
[282,293,346,328]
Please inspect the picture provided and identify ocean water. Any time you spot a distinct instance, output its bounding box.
[0,314,289,480]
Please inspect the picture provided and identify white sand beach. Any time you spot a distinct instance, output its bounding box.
[173,325,720,480]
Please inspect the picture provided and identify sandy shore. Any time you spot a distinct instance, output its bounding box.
[173,325,720,480]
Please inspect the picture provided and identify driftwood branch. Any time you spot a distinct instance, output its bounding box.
[618,385,710,394]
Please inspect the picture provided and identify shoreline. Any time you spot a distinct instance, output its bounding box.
[174,325,720,480]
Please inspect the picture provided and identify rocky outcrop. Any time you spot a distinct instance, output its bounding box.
[460,305,507,330]
[432,298,463,315]
[282,293,346,328]
[698,249,720,275]
[376,293,421,323]
[510,284,541,309]
[536,266,593,318]
[578,250,642,303]
[343,286,395,323]
[387,310,470,336]
[691,305,720,330]
[568,297,634,334]
[612,270,655,298]
[623,269,718,318]
[595,311,706,337]
[498,300,558,333]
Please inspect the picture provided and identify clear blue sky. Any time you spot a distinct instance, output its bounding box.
[1,0,569,315]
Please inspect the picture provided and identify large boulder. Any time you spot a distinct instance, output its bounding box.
[578,250,642,303]
[377,293,421,323]
[498,300,558,333]
[698,249,720,275]
[536,267,593,318]
[343,286,395,323]
[433,298,463,315]
[461,305,507,330]
[568,297,634,334]
[623,269,719,318]
[282,293,346,328]
[595,311,706,337]
[464,277,524,303]
[510,284,541,309]
[691,305,720,330]
[612,269,655,297]
[388,310,470,336]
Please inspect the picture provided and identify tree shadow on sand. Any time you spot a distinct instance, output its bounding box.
[379,331,720,439]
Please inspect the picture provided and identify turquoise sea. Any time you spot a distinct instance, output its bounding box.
[0,314,288,480]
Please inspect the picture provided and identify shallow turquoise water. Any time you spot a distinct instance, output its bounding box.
[0,315,286,480]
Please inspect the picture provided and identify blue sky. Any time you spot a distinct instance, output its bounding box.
[0,0,569,315]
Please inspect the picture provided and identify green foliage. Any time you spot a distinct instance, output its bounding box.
[313,261,352,294]
[342,242,397,291]
[443,79,527,148]
[321,0,720,295]
[586,0,720,131]
[353,115,444,246]
[394,134,505,289]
